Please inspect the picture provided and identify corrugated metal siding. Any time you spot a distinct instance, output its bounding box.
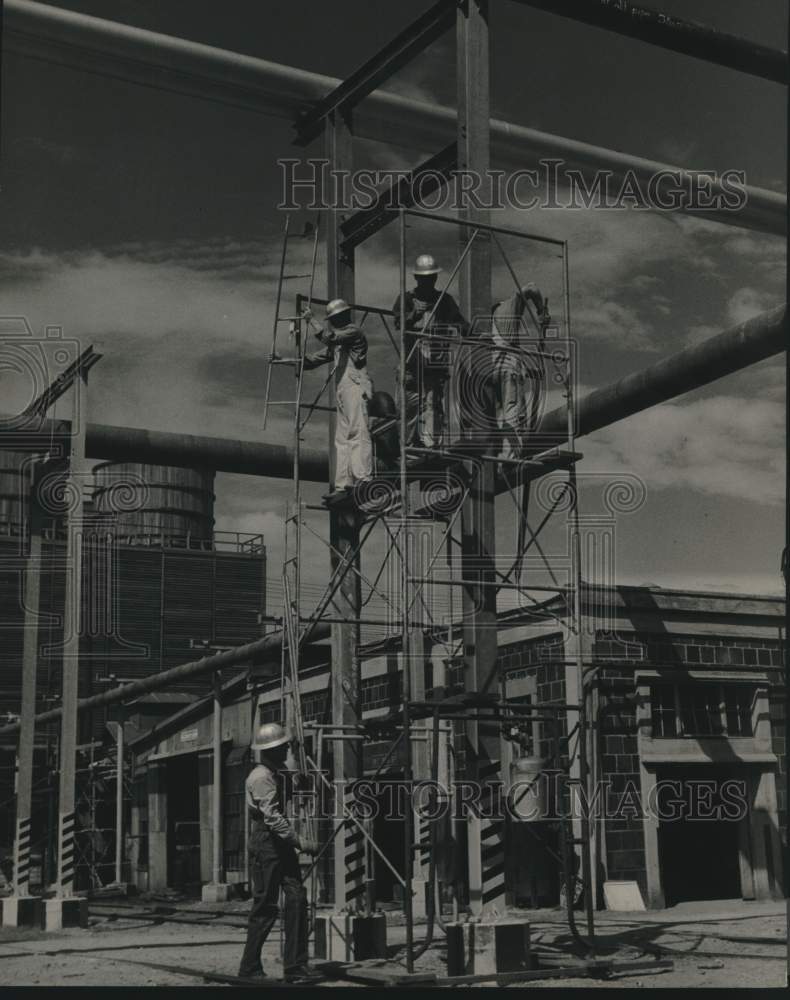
[162,554,214,681]
[0,542,265,718]
[214,555,265,646]
[106,547,163,678]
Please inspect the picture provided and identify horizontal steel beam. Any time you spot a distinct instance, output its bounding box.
[340,143,458,250]
[539,304,788,440]
[293,0,456,145]
[4,0,785,235]
[511,0,788,86]
[0,621,331,738]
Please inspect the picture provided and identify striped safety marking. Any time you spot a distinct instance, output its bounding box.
[14,817,32,891]
[58,811,76,892]
[477,760,506,909]
[414,809,431,872]
[343,787,366,903]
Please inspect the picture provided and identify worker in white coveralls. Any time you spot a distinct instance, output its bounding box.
[393,254,468,450]
[301,298,373,497]
[238,723,321,983]
[491,283,550,464]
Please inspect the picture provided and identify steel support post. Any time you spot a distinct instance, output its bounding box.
[456,0,505,917]
[212,672,223,885]
[325,107,366,914]
[55,371,89,899]
[115,714,124,884]
[562,244,595,940]
[12,464,42,898]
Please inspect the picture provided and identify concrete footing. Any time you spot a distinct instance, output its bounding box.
[445,919,531,977]
[43,897,89,931]
[201,882,231,903]
[0,896,44,928]
[313,912,388,962]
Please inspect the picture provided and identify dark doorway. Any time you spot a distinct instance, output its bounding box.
[166,753,201,893]
[656,765,743,906]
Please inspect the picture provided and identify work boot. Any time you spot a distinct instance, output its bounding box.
[283,964,323,984]
[237,968,268,981]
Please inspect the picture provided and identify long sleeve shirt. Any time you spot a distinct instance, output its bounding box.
[392,288,469,380]
[245,764,300,848]
[303,322,368,374]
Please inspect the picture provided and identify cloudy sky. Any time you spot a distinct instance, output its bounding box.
[0,0,786,618]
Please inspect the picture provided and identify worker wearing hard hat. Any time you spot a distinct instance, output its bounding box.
[491,283,550,464]
[301,299,374,497]
[238,723,321,984]
[393,255,468,450]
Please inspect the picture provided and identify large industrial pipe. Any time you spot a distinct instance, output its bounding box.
[511,0,788,85]
[1,306,785,477]
[0,621,331,738]
[1,420,331,482]
[539,303,788,441]
[4,0,786,235]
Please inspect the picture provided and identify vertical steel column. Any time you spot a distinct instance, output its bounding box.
[457,0,504,916]
[325,108,366,912]
[563,244,595,942]
[56,371,89,898]
[398,208,415,968]
[212,672,223,886]
[115,714,125,885]
[12,462,43,896]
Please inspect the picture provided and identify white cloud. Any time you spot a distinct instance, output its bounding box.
[582,395,785,506]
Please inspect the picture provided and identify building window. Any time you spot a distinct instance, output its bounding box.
[724,687,754,737]
[650,682,754,738]
[651,684,676,738]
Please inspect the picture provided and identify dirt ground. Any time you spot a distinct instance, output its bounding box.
[0,897,786,988]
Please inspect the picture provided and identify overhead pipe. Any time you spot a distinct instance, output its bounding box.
[511,0,788,86]
[538,303,788,441]
[3,0,786,235]
[0,621,331,739]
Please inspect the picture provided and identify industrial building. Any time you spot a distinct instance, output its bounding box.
[124,585,785,910]
[0,451,266,889]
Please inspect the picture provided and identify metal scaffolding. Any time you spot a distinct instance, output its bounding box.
[261,189,602,969]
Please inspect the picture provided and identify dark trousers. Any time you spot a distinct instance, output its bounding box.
[239,832,308,976]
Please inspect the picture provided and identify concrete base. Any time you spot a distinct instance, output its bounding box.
[446,919,531,977]
[44,897,89,931]
[314,912,388,962]
[1,896,44,928]
[201,882,232,903]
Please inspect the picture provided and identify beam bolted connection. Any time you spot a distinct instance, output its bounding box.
[293,0,456,145]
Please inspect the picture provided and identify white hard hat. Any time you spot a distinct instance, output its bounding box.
[326,298,352,319]
[414,254,441,276]
[253,722,289,751]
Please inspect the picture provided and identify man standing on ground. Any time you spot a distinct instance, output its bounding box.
[238,723,321,983]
